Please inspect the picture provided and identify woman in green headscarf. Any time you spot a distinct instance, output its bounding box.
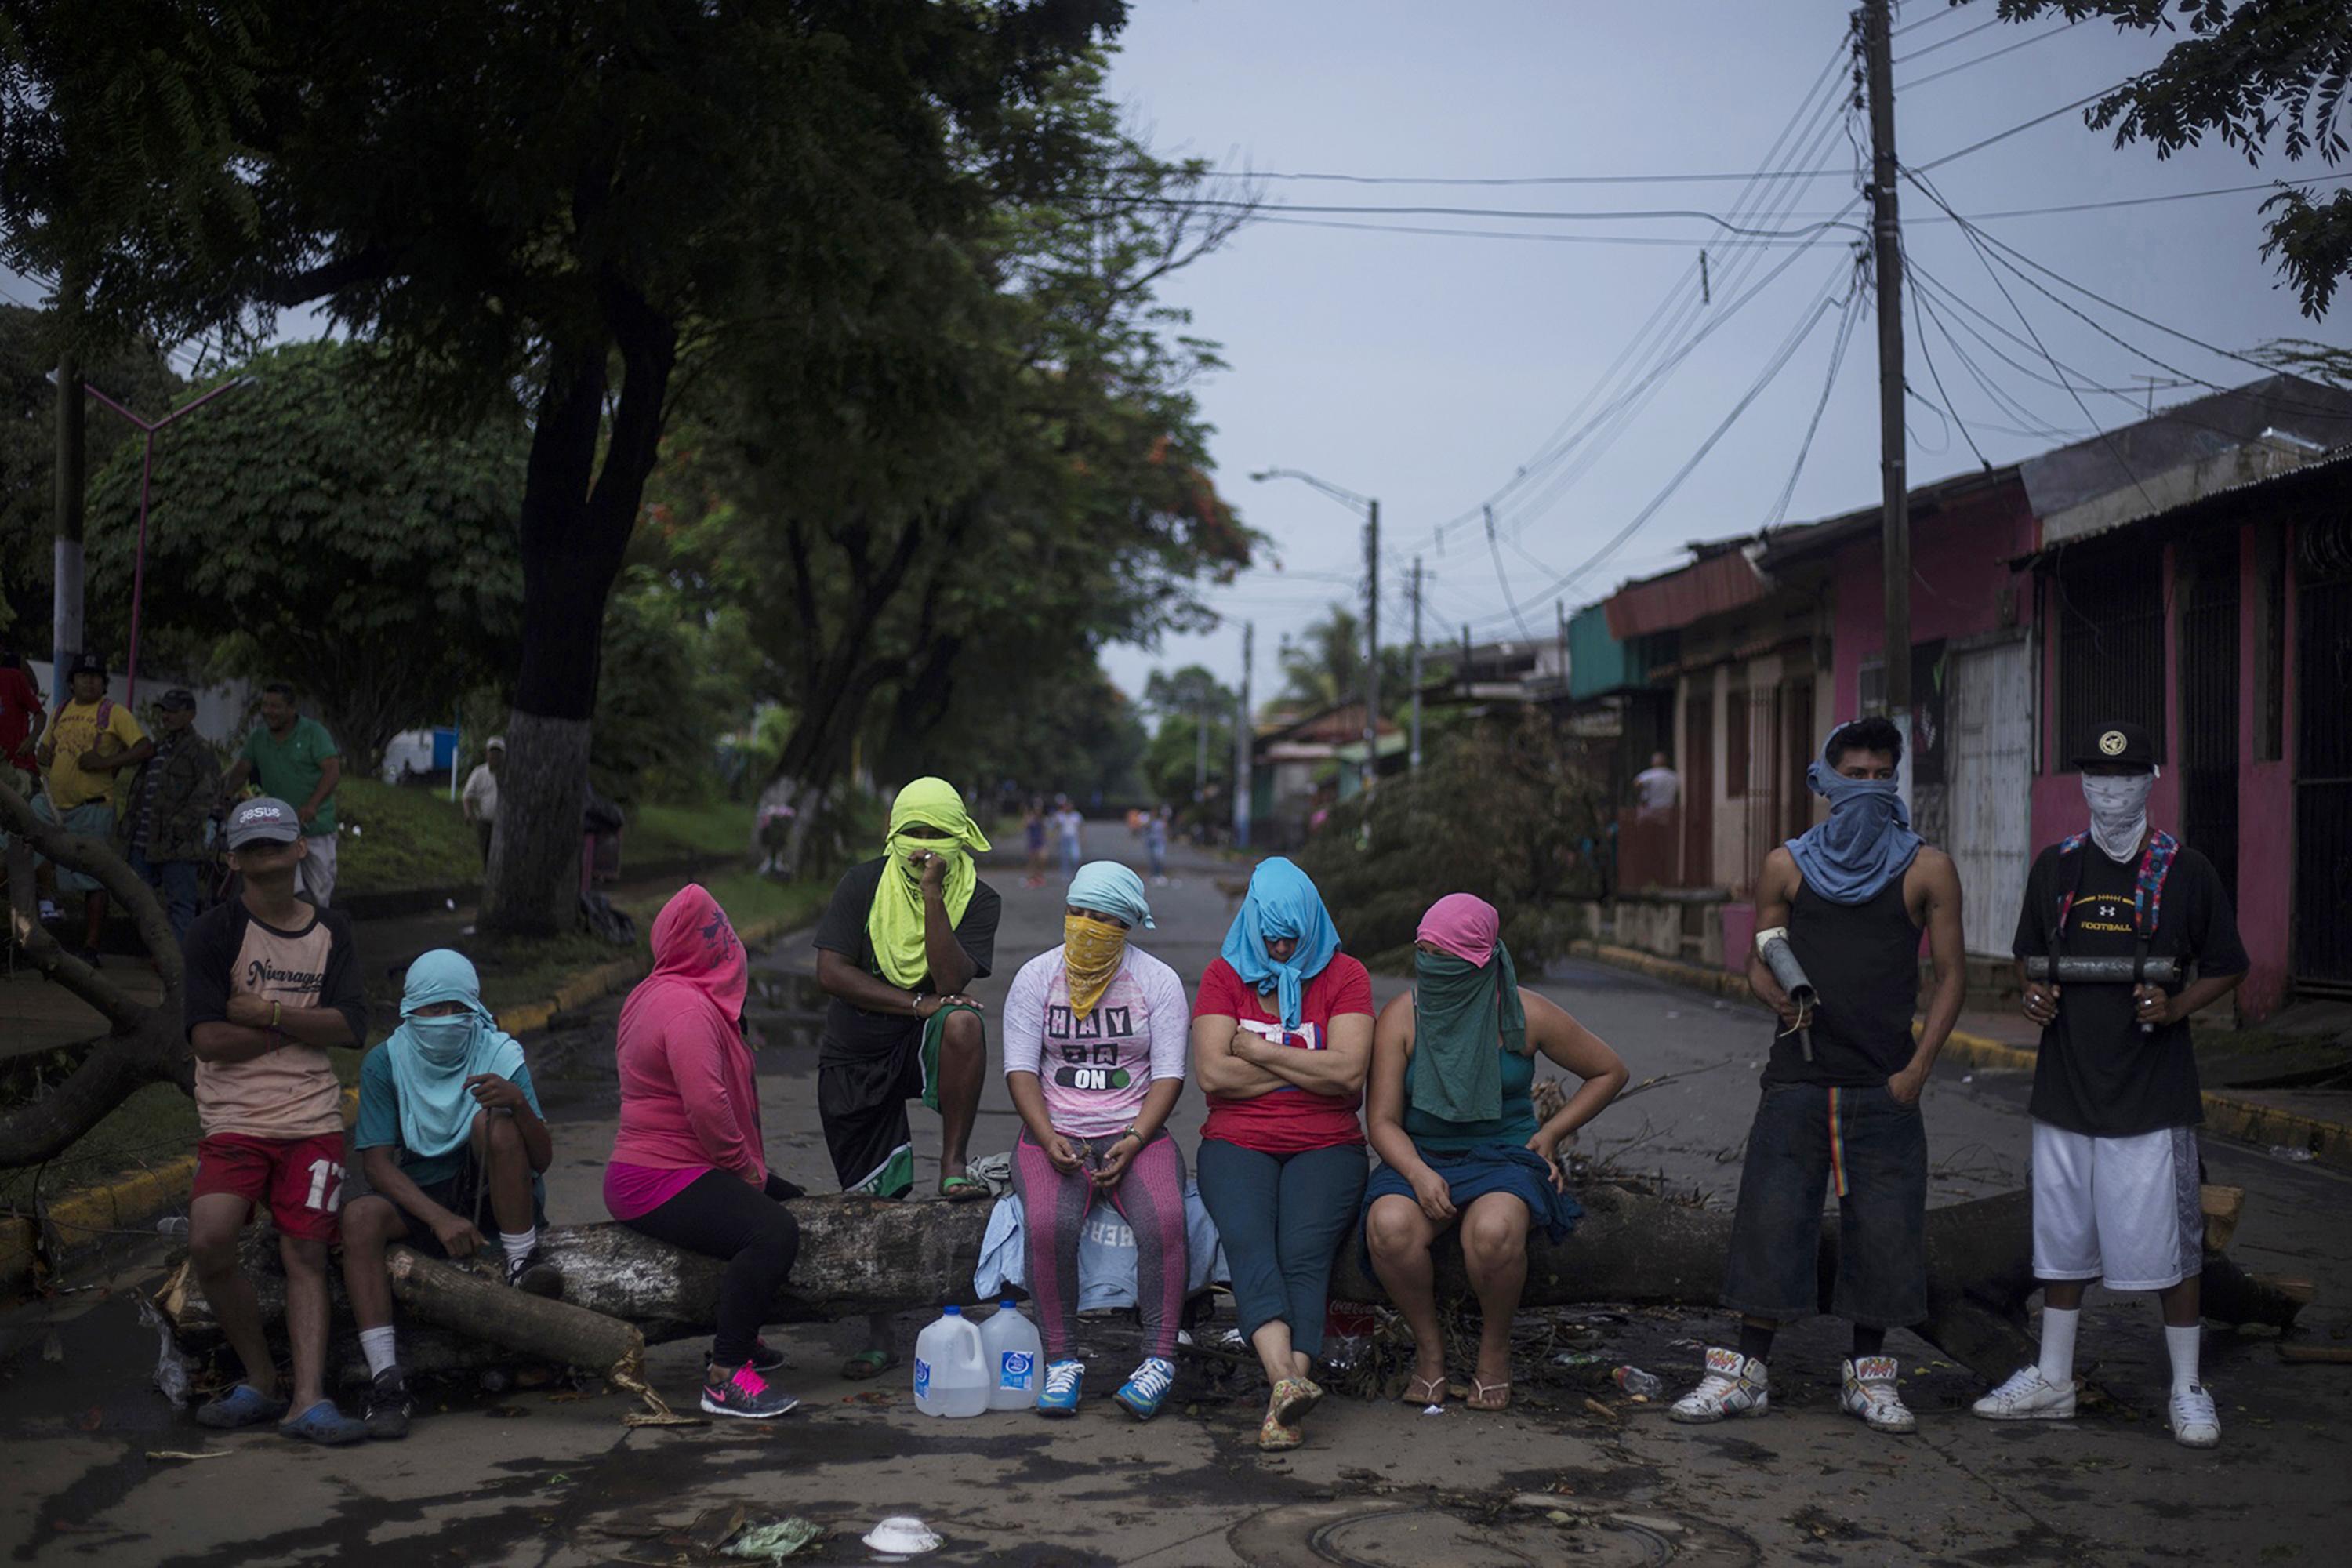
[1363,894,1628,1412]
[813,775,1004,1377]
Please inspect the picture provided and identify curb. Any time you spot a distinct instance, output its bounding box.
[1565,939,2350,1172]
[1,913,807,1298]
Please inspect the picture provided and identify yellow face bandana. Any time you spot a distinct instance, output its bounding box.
[1062,913,1129,1022]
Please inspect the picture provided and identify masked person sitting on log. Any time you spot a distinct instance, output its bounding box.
[1975,720,2247,1449]
[1671,717,1965,1435]
[339,949,560,1439]
[1001,862,1190,1421]
[1191,856,1373,1453]
[812,776,1000,1381]
[1363,894,1628,1414]
[181,797,368,1445]
[606,884,804,1420]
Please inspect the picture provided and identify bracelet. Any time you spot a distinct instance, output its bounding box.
[912,991,929,1016]
[271,1000,281,1029]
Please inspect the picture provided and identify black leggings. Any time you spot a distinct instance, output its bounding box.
[622,1170,801,1366]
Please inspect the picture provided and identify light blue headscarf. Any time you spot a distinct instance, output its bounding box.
[1219,857,1341,1032]
[1786,731,1922,906]
[383,949,527,1160]
[1067,861,1155,928]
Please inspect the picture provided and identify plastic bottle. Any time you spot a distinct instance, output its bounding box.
[154,1216,190,1238]
[913,1305,990,1418]
[1613,1366,1664,1399]
[978,1298,1043,1411]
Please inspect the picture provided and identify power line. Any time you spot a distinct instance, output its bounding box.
[1251,216,1841,248]
[1915,78,2141,172]
[1138,196,1865,241]
[1766,266,1867,527]
[1892,13,2005,61]
[1243,167,1854,187]
[1903,19,2081,89]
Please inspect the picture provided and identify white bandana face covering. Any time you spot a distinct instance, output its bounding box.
[2081,773,2155,862]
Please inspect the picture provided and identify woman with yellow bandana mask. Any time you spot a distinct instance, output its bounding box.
[814,776,1003,1381]
[1000,861,1192,1421]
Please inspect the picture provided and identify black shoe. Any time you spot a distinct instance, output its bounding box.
[504,1248,563,1298]
[700,1360,800,1420]
[363,1368,413,1440]
[706,1340,789,1377]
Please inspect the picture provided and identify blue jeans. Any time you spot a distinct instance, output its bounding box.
[1195,1139,1368,1357]
[127,849,202,946]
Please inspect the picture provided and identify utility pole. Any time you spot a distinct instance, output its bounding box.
[1195,693,1210,801]
[1408,557,1425,771]
[1865,0,1911,779]
[1361,501,1381,805]
[52,286,85,686]
[1555,598,1568,692]
[1234,622,1254,848]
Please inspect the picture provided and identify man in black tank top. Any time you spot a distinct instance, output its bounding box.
[1670,717,1966,1437]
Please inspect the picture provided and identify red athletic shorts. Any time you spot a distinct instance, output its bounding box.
[192,1131,347,1243]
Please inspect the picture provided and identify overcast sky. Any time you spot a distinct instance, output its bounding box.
[1097,0,2341,707]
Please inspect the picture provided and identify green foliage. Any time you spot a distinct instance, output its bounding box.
[1294,710,1613,970]
[80,339,526,770]
[590,567,760,808]
[1972,1,2352,317]
[1274,601,1415,716]
[0,303,181,644]
[334,776,484,895]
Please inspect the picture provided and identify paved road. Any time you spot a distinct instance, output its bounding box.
[3,830,2347,1565]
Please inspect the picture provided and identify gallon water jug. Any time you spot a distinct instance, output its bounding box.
[913,1305,989,1417]
[978,1298,1044,1411]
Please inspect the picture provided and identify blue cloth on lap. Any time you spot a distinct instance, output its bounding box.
[1361,1142,1584,1263]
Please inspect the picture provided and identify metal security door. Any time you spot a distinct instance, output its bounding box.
[1947,640,2033,956]
[2296,517,2352,993]
[2178,532,2241,897]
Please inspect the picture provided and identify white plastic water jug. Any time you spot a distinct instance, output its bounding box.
[978,1298,1043,1411]
[913,1305,989,1417]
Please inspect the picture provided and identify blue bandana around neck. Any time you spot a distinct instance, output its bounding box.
[1219,857,1341,1032]
[1785,742,1922,906]
[383,949,527,1161]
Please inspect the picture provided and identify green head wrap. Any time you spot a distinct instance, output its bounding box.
[867,777,991,989]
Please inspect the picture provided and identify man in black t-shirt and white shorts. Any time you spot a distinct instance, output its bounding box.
[1976,720,2247,1448]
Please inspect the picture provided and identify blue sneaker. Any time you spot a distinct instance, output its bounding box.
[1113,1356,1177,1421]
[194,1383,289,1429]
[1036,1359,1084,1417]
[278,1399,368,1446]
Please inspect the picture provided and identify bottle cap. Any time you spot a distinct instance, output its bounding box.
[942,1304,961,1316]
[1000,1297,1018,1308]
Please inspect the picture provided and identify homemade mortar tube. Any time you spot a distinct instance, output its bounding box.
[2022,956,2184,984]
[1753,926,1818,1062]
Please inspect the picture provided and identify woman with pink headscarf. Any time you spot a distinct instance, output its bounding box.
[606,885,803,1420]
[1362,893,1628,1412]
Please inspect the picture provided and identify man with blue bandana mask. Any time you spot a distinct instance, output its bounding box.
[1979,719,2247,1450]
[1672,716,1965,1437]
[339,949,558,1439]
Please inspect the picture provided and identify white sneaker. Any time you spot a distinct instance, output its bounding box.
[38,898,61,924]
[1670,1347,1769,1424]
[1972,1365,2076,1421]
[1839,1355,1916,1433]
[2168,1384,2220,1449]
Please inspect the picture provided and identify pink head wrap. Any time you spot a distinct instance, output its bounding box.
[648,883,748,1022]
[1416,892,1499,967]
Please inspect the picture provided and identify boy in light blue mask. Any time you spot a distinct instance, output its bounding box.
[339,949,560,1439]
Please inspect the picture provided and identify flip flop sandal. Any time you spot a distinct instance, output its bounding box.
[840,1349,900,1381]
[937,1175,989,1203]
[1468,1377,1512,1411]
[1401,1374,1448,1407]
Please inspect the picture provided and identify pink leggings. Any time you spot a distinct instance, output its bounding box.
[1011,1128,1189,1360]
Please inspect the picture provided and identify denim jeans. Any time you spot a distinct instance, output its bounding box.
[126,849,202,946]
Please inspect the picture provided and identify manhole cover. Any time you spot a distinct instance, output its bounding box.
[1227,1499,1755,1568]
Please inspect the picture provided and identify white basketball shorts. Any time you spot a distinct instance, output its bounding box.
[2029,1120,2201,1293]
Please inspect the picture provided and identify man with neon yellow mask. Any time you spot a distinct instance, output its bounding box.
[812,776,1001,1378]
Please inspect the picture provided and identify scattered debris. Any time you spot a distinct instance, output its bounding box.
[861,1515,941,1559]
[143,1450,234,1462]
[724,1517,825,1563]
[1611,1366,1663,1399]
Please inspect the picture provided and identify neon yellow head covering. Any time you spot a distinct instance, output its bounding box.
[867,777,993,989]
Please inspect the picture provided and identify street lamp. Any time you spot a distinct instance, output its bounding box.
[1250,467,1382,816]
[78,374,256,705]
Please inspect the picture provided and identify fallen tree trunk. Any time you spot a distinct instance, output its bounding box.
[161,1185,2308,1387]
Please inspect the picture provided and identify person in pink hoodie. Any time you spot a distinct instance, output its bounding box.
[605,885,803,1419]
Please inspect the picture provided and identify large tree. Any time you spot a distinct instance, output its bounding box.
[1961,1,2351,317]
[0,0,1127,934]
[79,340,526,771]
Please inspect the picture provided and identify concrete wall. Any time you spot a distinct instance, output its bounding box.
[1828,484,2037,722]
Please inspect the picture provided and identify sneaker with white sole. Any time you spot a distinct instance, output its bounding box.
[2168,1384,2220,1449]
[1670,1347,1769,1424]
[1036,1359,1084,1417]
[1838,1355,1916,1433]
[1971,1365,2076,1421]
[1112,1356,1176,1421]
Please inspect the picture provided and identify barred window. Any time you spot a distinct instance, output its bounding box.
[2053,541,2165,771]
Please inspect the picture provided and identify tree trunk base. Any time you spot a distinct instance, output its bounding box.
[482,710,590,937]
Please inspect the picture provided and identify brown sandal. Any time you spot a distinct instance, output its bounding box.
[1468,1376,1512,1411]
[1402,1374,1447,1406]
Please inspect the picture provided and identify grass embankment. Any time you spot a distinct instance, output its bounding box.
[333,780,755,897]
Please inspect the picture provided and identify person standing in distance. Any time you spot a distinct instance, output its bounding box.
[1975,720,2247,1449]
[221,683,343,906]
[122,689,222,945]
[33,652,152,962]
[461,737,505,867]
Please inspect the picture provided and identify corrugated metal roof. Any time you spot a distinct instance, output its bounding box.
[2017,374,2352,517]
[1602,547,1767,639]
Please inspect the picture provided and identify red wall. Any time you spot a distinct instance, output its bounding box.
[1830,483,2038,721]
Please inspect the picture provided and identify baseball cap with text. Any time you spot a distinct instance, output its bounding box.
[226,797,304,848]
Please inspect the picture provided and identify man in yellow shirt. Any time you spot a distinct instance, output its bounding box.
[34,652,153,964]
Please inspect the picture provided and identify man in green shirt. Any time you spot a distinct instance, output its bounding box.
[221,683,343,906]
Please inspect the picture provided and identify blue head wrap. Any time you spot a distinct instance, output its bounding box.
[1067,861,1154,928]
[383,949,527,1161]
[1785,732,1922,906]
[1219,856,1341,1031]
